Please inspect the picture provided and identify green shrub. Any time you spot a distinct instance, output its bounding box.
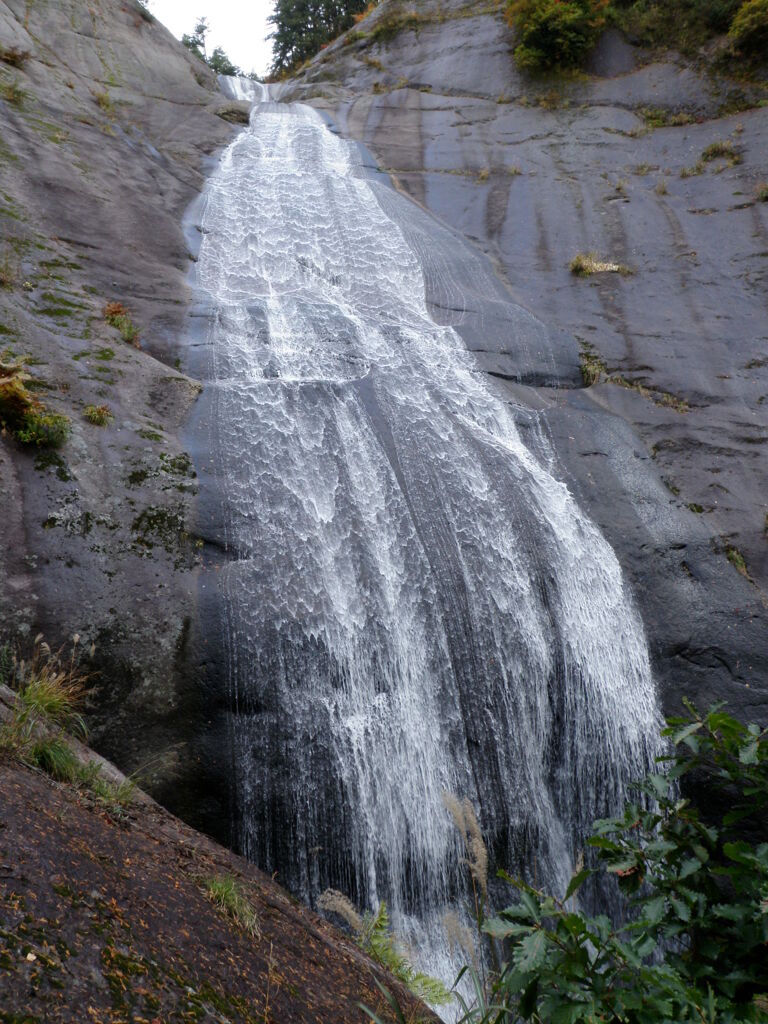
[15,409,70,447]
[363,704,768,1024]
[729,0,768,53]
[609,0,742,51]
[0,357,70,448]
[507,0,609,71]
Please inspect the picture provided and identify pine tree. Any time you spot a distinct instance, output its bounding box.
[268,0,374,75]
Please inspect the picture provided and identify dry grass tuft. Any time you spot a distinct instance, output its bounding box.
[318,888,364,933]
[569,252,633,277]
[443,793,488,901]
[0,47,31,68]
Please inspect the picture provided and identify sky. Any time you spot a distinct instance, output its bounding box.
[147,0,274,78]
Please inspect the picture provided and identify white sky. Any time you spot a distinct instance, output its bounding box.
[146,0,274,78]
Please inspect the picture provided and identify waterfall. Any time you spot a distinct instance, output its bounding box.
[194,78,662,987]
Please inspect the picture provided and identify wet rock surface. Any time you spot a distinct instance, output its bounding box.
[0,0,235,829]
[282,0,768,717]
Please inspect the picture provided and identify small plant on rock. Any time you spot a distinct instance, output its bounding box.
[0,78,26,107]
[319,889,451,1005]
[203,875,261,938]
[0,46,31,68]
[0,354,70,448]
[103,301,140,346]
[701,139,742,166]
[569,252,633,276]
[84,403,113,426]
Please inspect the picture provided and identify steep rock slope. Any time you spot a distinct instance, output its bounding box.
[0,688,431,1023]
[283,0,768,717]
[0,0,242,829]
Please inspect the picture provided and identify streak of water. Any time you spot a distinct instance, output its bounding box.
[195,78,662,988]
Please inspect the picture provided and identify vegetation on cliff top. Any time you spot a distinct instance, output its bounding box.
[266,0,768,77]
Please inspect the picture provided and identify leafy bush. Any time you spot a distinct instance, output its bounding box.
[0,356,70,448]
[506,0,609,71]
[362,704,768,1023]
[729,0,768,53]
[15,410,71,447]
[480,703,768,1022]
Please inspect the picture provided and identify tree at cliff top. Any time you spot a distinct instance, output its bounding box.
[182,16,242,76]
[269,0,375,75]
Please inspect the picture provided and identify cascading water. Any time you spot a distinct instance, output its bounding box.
[195,78,662,987]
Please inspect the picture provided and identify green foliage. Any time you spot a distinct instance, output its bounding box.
[729,0,768,53]
[15,409,70,447]
[319,889,451,1005]
[269,0,374,76]
[83,403,113,426]
[488,705,768,1021]
[608,0,765,56]
[361,705,768,1024]
[182,17,240,76]
[207,46,240,75]
[203,875,260,938]
[31,735,80,781]
[103,301,140,346]
[0,365,69,450]
[506,0,609,71]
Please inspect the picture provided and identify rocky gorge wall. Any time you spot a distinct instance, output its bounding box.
[282,0,768,722]
[0,0,243,834]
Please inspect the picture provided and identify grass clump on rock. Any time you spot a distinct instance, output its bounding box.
[203,875,260,938]
[103,301,140,346]
[0,77,26,107]
[0,46,31,68]
[83,403,113,426]
[569,251,633,276]
[701,139,742,165]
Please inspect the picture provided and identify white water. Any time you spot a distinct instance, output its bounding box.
[195,78,662,988]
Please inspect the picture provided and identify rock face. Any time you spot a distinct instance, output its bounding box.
[0,0,237,832]
[281,0,768,719]
[0,685,432,1023]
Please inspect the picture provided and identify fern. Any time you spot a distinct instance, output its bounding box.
[321,892,451,1006]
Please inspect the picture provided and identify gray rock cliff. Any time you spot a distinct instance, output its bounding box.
[282,0,768,719]
[0,0,236,831]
